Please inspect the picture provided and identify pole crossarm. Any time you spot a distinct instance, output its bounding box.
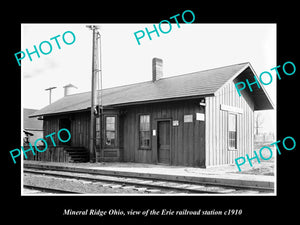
[45,86,57,104]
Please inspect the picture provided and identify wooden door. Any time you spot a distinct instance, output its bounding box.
[157,120,171,164]
[59,118,71,146]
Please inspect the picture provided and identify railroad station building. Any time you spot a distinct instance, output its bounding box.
[29,58,273,168]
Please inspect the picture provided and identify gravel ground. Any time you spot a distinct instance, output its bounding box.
[23,173,182,195]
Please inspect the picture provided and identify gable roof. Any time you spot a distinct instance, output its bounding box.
[29,62,273,117]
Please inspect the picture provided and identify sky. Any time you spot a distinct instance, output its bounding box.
[21,23,276,132]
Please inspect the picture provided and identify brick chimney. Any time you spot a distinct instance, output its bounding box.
[63,83,78,96]
[152,58,163,82]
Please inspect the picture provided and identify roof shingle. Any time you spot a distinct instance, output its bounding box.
[29,62,271,117]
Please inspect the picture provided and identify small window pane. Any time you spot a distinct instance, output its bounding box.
[140,115,150,131]
[106,131,115,139]
[139,115,150,149]
[140,131,150,148]
[106,116,116,131]
[228,114,237,149]
[228,114,236,131]
[96,117,101,131]
[106,117,115,124]
[96,131,100,146]
[106,131,115,146]
[106,123,115,131]
[105,116,116,147]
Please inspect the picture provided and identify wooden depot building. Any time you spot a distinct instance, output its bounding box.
[29,58,273,168]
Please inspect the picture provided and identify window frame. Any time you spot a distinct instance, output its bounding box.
[95,116,101,147]
[138,114,151,150]
[104,115,117,148]
[228,113,238,150]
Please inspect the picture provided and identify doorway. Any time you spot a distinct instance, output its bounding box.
[59,118,71,146]
[157,120,171,164]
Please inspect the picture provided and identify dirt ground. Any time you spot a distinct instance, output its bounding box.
[233,142,275,176]
[232,160,274,176]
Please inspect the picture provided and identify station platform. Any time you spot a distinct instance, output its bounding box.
[23,160,275,191]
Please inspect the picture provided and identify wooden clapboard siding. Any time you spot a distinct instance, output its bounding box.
[122,99,205,167]
[24,146,69,162]
[36,110,122,163]
[43,115,59,145]
[205,80,254,167]
[36,78,254,168]
[43,111,90,149]
[25,112,90,163]
[119,113,125,161]
[71,112,90,149]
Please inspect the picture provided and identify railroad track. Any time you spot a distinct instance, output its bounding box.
[23,168,273,194]
[23,185,81,194]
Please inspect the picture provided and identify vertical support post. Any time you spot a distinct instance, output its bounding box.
[97,31,103,162]
[45,87,57,105]
[89,27,97,163]
[87,25,102,163]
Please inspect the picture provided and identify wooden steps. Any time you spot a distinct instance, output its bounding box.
[64,147,89,163]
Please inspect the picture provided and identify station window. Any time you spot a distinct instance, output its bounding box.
[228,113,237,150]
[139,115,151,149]
[105,116,116,147]
[96,117,101,146]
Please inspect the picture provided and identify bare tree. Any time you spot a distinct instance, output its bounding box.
[254,112,264,135]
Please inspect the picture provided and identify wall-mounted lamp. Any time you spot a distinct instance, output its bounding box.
[199,98,206,106]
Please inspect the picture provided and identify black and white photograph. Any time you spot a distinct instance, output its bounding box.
[21,23,276,196]
[4,5,298,224]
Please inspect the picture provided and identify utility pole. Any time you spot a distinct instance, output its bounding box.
[45,86,57,104]
[87,25,101,163]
